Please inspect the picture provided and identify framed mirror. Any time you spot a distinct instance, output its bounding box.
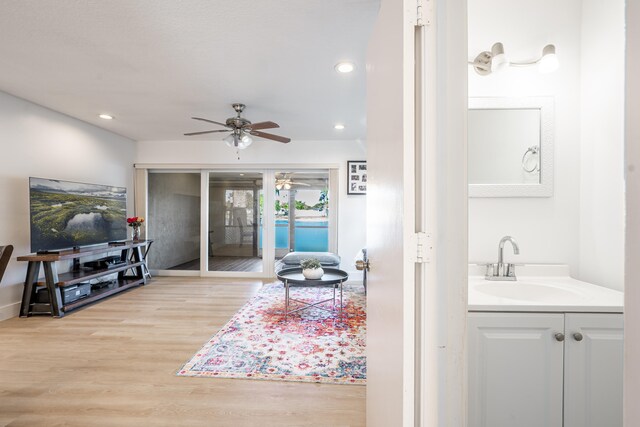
[468,97,554,197]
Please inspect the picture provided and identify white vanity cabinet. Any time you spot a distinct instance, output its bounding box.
[468,312,623,427]
[563,313,624,427]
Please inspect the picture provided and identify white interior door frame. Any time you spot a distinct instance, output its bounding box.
[624,2,640,426]
[418,0,468,426]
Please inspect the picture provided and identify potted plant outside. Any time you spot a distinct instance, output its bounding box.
[300,258,324,280]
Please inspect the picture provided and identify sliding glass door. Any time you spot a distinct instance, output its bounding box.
[139,167,336,277]
[274,171,330,263]
[208,172,263,272]
[147,171,201,272]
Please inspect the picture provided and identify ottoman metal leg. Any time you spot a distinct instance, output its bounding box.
[285,279,289,321]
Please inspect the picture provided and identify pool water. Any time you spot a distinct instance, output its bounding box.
[259,220,328,252]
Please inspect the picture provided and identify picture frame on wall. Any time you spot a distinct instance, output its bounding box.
[347,160,367,195]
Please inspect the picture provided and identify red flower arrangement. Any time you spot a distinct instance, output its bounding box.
[126,216,145,228]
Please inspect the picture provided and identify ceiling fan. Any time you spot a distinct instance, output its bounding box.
[275,173,311,190]
[184,103,291,149]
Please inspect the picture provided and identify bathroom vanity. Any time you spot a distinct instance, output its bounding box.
[467,265,623,427]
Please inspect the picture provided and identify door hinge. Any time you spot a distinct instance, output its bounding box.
[416,0,433,27]
[413,232,432,263]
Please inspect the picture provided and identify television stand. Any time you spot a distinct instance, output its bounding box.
[18,240,153,318]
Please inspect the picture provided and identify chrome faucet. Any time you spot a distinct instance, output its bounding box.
[485,236,520,281]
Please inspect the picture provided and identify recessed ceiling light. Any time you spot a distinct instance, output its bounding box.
[98,114,114,120]
[239,173,245,176]
[334,124,345,130]
[335,62,355,73]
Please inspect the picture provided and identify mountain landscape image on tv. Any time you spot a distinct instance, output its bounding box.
[29,177,127,252]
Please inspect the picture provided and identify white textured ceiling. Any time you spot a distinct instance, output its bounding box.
[0,0,379,142]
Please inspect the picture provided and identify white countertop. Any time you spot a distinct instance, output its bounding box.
[468,264,624,313]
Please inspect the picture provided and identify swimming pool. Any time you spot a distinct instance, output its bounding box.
[259,220,328,252]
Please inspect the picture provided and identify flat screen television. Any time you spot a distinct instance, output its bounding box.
[29,177,127,253]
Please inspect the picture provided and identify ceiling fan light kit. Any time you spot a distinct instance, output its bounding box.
[275,173,312,190]
[223,131,253,149]
[184,103,291,153]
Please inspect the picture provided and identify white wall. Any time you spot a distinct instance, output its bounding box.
[468,0,625,291]
[468,0,583,273]
[136,139,367,276]
[0,90,135,320]
[578,0,625,291]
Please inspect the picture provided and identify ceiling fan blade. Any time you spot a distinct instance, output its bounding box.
[184,130,230,136]
[291,182,311,186]
[191,117,231,128]
[250,130,291,143]
[246,121,279,131]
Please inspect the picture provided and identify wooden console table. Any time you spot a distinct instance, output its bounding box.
[18,240,153,318]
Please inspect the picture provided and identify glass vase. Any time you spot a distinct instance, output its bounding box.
[132,225,140,241]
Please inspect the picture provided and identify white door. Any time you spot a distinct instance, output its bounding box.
[467,312,565,427]
[564,313,624,427]
[365,0,417,425]
[366,0,467,425]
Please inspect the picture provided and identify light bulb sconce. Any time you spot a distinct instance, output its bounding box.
[469,42,558,76]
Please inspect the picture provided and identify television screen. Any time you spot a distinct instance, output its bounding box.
[29,177,127,253]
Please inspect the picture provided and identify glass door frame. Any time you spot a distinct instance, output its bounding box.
[141,168,203,277]
[200,169,275,278]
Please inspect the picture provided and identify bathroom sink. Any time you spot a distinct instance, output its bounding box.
[473,281,586,303]
[467,265,624,312]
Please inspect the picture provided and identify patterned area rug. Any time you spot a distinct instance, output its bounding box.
[177,281,366,384]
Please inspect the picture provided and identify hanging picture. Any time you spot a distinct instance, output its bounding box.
[347,160,367,195]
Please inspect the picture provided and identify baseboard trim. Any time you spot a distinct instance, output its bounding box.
[345,270,363,283]
[0,301,21,322]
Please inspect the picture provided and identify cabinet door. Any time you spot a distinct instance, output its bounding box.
[564,313,623,427]
[468,312,564,427]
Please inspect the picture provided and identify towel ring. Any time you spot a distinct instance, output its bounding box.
[521,146,540,173]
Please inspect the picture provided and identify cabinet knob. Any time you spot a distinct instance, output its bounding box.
[573,332,584,342]
[554,333,565,342]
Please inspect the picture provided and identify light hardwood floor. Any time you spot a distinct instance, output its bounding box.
[0,277,365,427]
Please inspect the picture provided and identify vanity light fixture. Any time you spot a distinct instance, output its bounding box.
[536,45,559,73]
[469,42,559,76]
[489,42,508,73]
[335,62,355,73]
[98,114,114,120]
